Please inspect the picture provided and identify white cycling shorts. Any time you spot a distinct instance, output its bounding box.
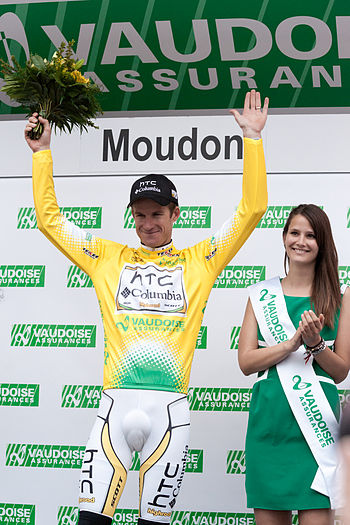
[79,388,190,523]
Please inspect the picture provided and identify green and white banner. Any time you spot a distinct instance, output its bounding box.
[0,265,45,287]
[0,384,39,407]
[1,0,350,115]
[214,267,265,288]
[6,444,85,468]
[67,267,93,288]
[188,388,251,411]
[17,207,102,229]
[10,324,96,348]
[0,504,35,525]
[57,508,257,525]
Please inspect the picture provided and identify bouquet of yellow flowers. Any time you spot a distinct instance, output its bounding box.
[0,41,102,139]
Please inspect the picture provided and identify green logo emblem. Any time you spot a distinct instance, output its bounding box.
[17,208,37,229]
[259,288,276,302]
[11,324,96,347]
[196,326,207,349]
[17,207,102,229]
[0,265,45,287]
[338,266,350,286]
[293,375,312,390]
[6,444,85,468]
[230,326,241,350]
[0,384,39,407]
[188,387,251,411]
[257,206,293,228]
[124,206,211,229]
[227,450,246,474]
[58,506,79,525]
[61,385,102,408]
[0,504,35,525]
[67,266,93,288]
[214,266,265,288]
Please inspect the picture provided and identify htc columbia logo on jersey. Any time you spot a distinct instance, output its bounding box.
[115,263,188,316]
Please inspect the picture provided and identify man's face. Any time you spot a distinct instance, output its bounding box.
[132,199,180,248]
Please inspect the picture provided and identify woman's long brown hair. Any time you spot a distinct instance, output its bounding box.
[283,204,341,328]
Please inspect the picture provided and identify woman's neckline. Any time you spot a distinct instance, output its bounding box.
[284,293,310,299]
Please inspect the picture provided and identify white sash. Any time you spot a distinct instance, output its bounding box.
[249,276,340,509]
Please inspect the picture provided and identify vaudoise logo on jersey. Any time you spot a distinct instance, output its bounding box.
[0,504,35,525]
[0,384,39,407]
[17,207,102,229]
[124,206,211,229]
[116,263,188,316]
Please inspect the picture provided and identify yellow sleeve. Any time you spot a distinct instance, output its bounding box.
[191,137,267,276]
[32,149,115,276]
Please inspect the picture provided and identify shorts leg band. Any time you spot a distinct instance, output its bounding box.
[78,510,112,525]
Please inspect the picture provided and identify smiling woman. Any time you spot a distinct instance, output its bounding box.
[238,204,350,525]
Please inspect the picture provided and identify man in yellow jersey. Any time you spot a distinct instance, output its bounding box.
[25,90,268,525]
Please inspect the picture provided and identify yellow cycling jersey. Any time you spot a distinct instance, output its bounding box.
[32,138,267,394]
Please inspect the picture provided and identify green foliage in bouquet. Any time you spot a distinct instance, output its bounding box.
[0,41,102,139]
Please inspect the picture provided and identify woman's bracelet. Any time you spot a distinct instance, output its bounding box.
[304,337,327,362]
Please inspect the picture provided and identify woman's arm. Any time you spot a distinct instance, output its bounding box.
[301,288,350,383]
[238,298,302,376]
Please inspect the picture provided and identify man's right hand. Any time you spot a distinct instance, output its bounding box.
[24,113,51,153]
[230,90,269,139]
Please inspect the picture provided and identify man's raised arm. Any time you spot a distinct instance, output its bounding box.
[25,114,104,276]
[192,90,268,275]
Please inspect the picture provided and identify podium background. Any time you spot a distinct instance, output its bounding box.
[0,114,349,525]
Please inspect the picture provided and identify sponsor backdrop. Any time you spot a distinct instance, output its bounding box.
[0,2,350,525]
[1,0,350,115]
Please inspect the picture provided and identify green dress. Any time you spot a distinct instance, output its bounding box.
[245,295,341,510]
